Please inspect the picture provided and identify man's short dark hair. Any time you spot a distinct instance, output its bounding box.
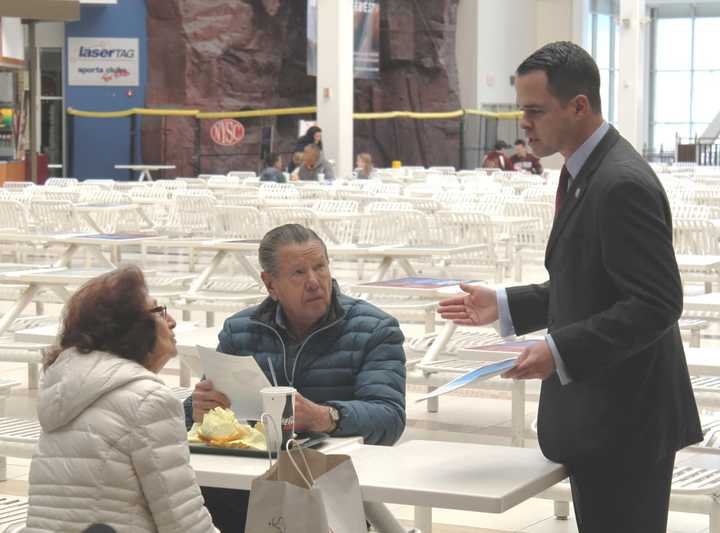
[516,41,602,114]
[264,152,280,167]
[494,140,508,151]
[514,139,526,147]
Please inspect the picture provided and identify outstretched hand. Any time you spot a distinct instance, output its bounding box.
[437,283,499,326]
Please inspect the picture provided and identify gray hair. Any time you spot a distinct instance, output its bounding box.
[258,224,328,275]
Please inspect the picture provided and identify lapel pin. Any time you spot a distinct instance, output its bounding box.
[575,187,581,199]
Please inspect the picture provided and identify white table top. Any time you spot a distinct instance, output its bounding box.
[349,277,484,299]
[676,254,720,269]
[114,165,176,171]
[683,292,720,311]
[191,439,567,513]
[190,437,363,490]
[0,267,113,285]
[50,233,161,245]
[686,347,720,376]
[14,320,201,345]
[198,239,262,252]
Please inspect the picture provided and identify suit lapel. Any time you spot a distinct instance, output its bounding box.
[545,126,621,265]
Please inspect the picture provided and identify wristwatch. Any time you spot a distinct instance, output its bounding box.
[326,406,341,434]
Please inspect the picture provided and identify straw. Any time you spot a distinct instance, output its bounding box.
[266,356,279,387]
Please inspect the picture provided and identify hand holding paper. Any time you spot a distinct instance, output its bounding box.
[501,339,555,380]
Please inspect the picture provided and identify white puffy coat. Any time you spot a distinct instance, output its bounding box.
[23,349,217,533]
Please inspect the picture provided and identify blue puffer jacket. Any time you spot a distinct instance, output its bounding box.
[184,288,406,446]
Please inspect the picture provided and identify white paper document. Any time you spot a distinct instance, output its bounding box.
[197,345,272,421]
[415,357,518,403]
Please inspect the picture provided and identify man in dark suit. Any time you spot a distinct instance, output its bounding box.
[439,41,701,533]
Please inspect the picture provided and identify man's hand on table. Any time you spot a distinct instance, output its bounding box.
[293,392,333,433]
[502,340,556,381]
[191,379,231,423]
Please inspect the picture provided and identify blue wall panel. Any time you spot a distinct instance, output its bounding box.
[65,1,147,180]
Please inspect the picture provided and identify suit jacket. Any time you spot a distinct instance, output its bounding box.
[506,126,701,467]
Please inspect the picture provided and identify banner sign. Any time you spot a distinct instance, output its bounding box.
[210,119,245,146]
[68,37,139,86]
[307,0,380,80]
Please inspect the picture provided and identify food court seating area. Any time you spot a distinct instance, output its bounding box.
[1,163,720,532]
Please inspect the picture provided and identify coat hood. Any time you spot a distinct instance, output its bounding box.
[37,348,163,432]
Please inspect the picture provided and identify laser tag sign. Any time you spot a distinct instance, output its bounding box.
[210,119,246,146]
[68,38,139,87]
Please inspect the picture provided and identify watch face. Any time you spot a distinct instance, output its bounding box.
[330,407,340,421]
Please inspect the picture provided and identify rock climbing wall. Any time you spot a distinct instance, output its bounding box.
[143,0,460,175]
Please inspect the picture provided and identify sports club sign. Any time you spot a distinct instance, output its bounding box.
[68,38,139,86]
[210,119,245,146]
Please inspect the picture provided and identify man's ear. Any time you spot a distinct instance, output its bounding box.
[260,272,277,300]
[574,95,592,117]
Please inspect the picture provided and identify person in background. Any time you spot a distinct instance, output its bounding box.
[295,125,323,152]
[292,143,335,181]
[24,266,217,533]
[287,151,304,174]
[510,138,543,174]
[259,152,286,183]
[186,224,406,532]
[355,152,376,179]
[482,140,513,170]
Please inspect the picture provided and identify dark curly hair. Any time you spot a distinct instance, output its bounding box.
[44,266,157,369]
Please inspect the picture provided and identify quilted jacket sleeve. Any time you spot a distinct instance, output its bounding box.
[328,315,406,446]
[130,386,218,533]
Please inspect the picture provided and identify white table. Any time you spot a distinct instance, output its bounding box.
[0,267,112,336]
[114,164,176,182]
[331,243,486,282]
[191,439,567,533]
[73,202,155,233]
[676,254,720,293]
[684,292,720,313]
[49,232,163,268]
[15,320,204,387]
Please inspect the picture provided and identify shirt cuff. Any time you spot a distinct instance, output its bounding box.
[545,333,573,385]
[495,288,516,338]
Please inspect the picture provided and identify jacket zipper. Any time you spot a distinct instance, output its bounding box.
[249,316,344,386]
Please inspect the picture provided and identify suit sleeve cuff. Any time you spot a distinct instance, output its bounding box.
[546,333,573,385]
[496,288,516,338]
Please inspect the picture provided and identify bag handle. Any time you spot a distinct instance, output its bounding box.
[284,439,316,489]
[260,412,281,468]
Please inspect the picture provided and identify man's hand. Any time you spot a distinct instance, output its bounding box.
[293,392,332,433]
[502,340,556,381]
[437,283,499,326]
[191,379,231,423]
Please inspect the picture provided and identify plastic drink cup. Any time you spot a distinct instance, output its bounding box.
[260,386,295,450]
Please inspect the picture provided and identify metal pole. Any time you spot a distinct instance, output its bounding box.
[28,22,38,183]
[459,112,465,170]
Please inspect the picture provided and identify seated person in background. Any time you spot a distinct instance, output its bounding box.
[259,152,286,183]
[510,138,543,174]
[185,224,406,532]
[355,152,376,179]
[291,143,335,181]
[287,151,304,174]
[25,266,217,533]
[482,140,513,170]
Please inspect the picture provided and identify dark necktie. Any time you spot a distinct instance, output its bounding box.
[555,165,571,217]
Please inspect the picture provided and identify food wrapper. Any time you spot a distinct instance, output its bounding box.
[188,407,267,451]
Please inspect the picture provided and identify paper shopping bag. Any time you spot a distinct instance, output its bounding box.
[245,447,367,533]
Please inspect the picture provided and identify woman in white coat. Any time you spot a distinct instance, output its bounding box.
[23,266,217,533]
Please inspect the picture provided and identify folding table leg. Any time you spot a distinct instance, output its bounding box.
[363,501,407,533]
[511,379,526,447]
[0,285,40,336]
[414,506,432,533]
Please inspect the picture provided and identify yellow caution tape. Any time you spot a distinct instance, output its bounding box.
[67,107,522,121]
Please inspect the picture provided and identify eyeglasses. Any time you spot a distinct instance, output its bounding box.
[148,305,167,320]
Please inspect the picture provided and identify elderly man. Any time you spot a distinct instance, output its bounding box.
[291,143,335,181]
[184,224,406,532]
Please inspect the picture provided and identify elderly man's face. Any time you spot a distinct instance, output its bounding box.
[303,146,319,167]
[262,241,332,333]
